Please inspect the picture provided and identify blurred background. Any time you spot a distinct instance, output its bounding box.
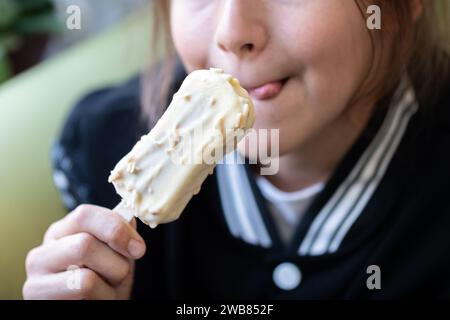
[0,0,157,299]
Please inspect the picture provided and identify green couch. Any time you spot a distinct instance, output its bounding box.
[0,9,156,299]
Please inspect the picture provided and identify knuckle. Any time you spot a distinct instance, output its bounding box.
[73,233,95,261]
[43,220,63,242]
[107,218,128,245]
[71,204,92,226]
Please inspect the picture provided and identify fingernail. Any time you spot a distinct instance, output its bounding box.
[128,239,144,258]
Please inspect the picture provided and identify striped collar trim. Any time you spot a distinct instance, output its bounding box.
[216,152,273,248]
[299,78,418,255]
[216,78,418,255]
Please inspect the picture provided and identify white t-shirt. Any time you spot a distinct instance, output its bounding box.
[256,176,325,244]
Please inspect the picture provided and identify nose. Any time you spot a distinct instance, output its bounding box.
[214,0,268,59]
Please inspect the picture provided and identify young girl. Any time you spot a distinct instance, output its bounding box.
[24,0,450,299]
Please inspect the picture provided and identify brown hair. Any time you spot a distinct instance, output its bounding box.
[353,0,450,110]
[142,0,450,125]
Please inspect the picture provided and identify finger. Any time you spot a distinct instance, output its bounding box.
[23,268,116,300]
[26,233,131,286]
[44,204,146,259]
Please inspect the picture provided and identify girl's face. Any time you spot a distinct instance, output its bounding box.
[170,0,374,156]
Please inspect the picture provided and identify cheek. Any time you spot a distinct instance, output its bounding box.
[170,5,213,72]
[288,2,372,104]
[270,1,372,153]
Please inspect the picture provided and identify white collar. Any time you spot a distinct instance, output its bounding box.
[256,176,325,204]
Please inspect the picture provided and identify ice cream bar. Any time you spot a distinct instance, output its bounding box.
[109,68,255,228]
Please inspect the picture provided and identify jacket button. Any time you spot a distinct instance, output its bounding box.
[273,262,302,290]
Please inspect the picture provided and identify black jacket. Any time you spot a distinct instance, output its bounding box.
[52,69,450,299]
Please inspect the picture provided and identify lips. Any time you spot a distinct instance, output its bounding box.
[246,78,288,101]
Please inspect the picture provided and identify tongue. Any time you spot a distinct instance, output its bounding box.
[249,81,284,100]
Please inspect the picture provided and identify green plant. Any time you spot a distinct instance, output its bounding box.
[0,0,61,83]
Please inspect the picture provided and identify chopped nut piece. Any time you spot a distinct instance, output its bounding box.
[193,186,201,195]
[169,129,181,147]
[132,190,142,206]
[108,171,122,182]
[243,103,250,117]
[127,162,138,174]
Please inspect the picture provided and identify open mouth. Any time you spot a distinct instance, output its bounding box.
[246,77,289,101]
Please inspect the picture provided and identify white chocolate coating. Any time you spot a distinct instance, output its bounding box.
[108,68,255,228]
